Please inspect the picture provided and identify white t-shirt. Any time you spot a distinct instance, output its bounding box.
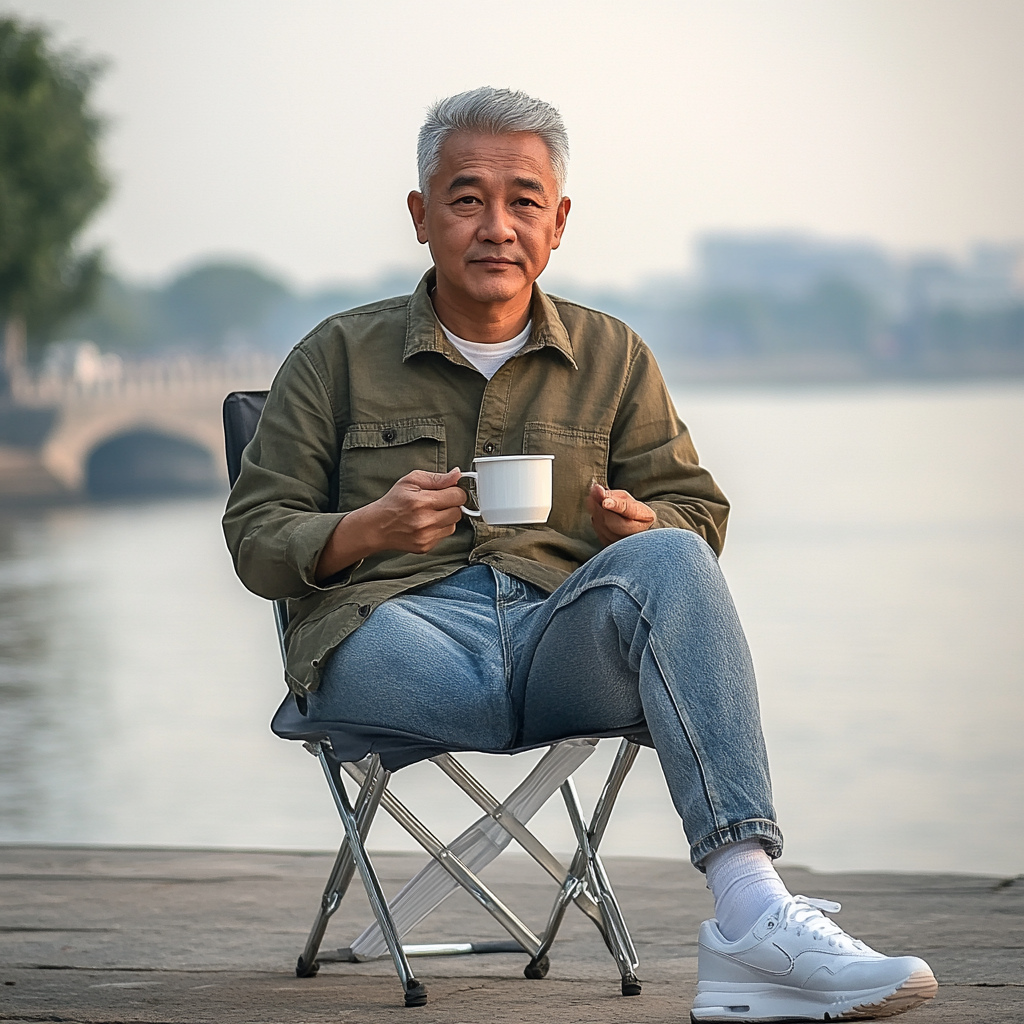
[439,320,532,380]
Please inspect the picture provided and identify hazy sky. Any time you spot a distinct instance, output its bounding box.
[6,0,1024,289]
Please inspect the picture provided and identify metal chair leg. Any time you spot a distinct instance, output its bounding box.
[574,739,641,973]
[524,871,586,979]
[313,744,427,1007]
[555,740,643,996]
[296,752,387,977]
[525,740,642,992]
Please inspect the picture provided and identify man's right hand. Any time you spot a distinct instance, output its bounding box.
[315,469,467,581]
[358,468,467,554]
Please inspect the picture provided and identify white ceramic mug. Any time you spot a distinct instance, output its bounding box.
[459,455,554,525]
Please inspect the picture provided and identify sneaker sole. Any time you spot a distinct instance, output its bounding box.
[690,967,938,1022]
[837,968,938,1019]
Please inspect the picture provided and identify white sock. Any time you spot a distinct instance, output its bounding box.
[703,838,791,942]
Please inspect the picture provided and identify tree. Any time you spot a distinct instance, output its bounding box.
[161,262,289,349]
[0,16,109,393]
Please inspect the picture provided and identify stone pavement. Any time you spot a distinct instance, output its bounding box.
[1,845,1020,1022]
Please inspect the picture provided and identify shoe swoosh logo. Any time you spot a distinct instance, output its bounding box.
[713,941,796,977]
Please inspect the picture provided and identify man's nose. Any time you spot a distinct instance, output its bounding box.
[476,203,516,244]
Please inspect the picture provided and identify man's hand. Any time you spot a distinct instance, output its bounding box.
[315,469,467,581]
[359,468,468,554]
[587,482,656,548]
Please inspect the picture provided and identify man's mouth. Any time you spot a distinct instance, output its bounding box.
[471,257,520,265]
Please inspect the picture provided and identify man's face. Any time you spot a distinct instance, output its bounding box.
[408,131,570,309]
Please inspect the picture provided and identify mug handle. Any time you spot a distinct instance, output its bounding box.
[459,471,481,517]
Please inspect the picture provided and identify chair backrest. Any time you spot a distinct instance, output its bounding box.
[222,390,292,648]
[223,390,269,487]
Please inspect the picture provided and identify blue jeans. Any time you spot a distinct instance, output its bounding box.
[308,529,782,866]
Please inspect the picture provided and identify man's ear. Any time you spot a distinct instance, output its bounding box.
[550,195,571,251]
[407,191,429,244]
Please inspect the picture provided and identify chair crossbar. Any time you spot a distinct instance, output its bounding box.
[342,754,545,956]
[319,939,524,964]
[346,739,599,959]
[429,753,570,880]
[426,752,607,929]
[402,940,521,957]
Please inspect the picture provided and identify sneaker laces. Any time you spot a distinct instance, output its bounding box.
[769,895,869,951]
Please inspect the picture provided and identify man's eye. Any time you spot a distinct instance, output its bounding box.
[514,198,539,207]
[455,196,479,205]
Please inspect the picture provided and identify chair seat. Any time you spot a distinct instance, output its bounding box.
[271,693,653,771]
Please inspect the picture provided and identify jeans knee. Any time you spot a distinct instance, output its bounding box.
[588,530,721,606]
[615,527,716,573]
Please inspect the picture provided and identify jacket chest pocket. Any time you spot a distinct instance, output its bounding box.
[338,418,447,510]
[523,421,609,537]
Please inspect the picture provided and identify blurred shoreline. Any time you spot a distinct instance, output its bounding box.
[662,349,1024,388]
[3,353,1024,506]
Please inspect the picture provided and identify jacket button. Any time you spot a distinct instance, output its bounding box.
[483,442,496,453]
[381,429,396,444]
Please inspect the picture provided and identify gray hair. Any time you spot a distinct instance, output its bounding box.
[417,87,569,198]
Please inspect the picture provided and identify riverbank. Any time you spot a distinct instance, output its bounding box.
[658,351,1024,388]
[1,845,1020,1022]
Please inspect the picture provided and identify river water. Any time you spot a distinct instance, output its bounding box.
[1,381,1021,877]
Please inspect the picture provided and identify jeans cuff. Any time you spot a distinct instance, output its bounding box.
[690,818,784,869]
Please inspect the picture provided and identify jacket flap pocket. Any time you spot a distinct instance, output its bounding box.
[524,421,608,449]
[342,418,446,450]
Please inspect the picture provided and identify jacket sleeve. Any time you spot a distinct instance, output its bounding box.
[222,341,350,600]
[607,339,730,555]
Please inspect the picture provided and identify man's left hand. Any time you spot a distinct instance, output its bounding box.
[587,482,657,547]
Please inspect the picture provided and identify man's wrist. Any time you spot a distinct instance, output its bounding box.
[315,505,381,581]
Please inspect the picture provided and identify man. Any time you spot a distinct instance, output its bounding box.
[224,87,936,1021]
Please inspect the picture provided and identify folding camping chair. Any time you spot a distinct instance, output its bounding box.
[223,390,648,1007]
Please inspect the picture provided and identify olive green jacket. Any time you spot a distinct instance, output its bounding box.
[223,270,729,694]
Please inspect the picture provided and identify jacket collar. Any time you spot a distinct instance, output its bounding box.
[404,268,577,370]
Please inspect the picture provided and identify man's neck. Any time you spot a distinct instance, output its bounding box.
[430,280,532,345]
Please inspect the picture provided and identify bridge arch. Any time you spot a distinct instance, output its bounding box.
[42,404,228,493]
[85,429,220,498]
[22,354,276,496]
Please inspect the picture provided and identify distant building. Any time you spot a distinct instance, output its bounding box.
[695,234,1024,315]
[696,234,900,310]
[905,244,1024,312]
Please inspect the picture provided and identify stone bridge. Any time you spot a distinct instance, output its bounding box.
[0,353,278,500]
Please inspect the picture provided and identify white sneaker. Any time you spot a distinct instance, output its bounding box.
[691,894,937,1021]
